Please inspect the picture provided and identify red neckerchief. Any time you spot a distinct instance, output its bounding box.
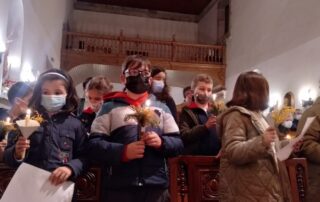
[103,91,149,107]
[83,107,94,114]
[187,102,199,109]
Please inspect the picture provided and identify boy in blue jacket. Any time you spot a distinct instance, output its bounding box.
[88,55,183,202]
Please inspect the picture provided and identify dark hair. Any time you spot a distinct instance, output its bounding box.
[182,86,191,98]
[29,69,78,113]
[7,82,33,105]
[227,71,269,111]
[121,55,151,74]
[150,66,170,101]
[86,76,113,94]
[82,77,92,91]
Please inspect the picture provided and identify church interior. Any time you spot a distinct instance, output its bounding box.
[0,0,319,201]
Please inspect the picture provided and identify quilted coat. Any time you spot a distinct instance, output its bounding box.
[217,106,292,202]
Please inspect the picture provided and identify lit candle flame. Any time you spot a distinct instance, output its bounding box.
[212,93,217,101]
[285,134,292,140]
[145,99,151,107]
[5,117,11,125]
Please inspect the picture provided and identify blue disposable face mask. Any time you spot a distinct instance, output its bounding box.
[41,94,66,112]
[152,80,165,93]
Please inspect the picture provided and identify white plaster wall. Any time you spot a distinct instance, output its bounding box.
[198,3,218,44]
[20,0,73,79]
[0,0,10,95]
[71,10,198,43]
[226,0,320,108]
[0,0,9,44]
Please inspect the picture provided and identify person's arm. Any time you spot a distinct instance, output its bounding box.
[223,112,269,165]
[65,124,89,179]
[301,116,320,163]
[3,131,25,167]
[166,96,178,123]
[160,110,184,157]
[179,109,209,143]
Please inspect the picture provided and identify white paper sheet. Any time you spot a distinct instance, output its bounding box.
[0,163,74,202]
[276,116,316,161]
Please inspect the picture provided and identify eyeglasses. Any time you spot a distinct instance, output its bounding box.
[124,69,151,77]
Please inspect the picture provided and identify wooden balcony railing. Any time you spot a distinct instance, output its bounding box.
[62,31,225,65]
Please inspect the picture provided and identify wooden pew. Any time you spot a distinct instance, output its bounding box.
[0,157,308,202]
[169,156,308,202]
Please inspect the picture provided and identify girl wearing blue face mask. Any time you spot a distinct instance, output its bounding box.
[4,69,88,188]
[150,66,177,122]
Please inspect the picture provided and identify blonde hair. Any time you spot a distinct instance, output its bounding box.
[191,74,213,90]
[86,76,113,94]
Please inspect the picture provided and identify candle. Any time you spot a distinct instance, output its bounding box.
[25,108,31,126]
[4,117,11,142]
[212,93,217,101]
[5,117,11,125]
[285,134,292,140]
[145,99,151,108]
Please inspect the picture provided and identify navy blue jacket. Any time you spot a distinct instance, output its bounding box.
[4,112,88,179]
[179,103,221,155]
[88,92,183,189]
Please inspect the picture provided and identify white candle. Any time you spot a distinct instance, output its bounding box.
[5,117,11,125]
[212,93,217,101]
[4,117,11,142]
[145,99,151,108]
[25,109,31,126]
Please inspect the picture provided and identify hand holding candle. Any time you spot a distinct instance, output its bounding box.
[14,136,30,160]
[262,127,277,146]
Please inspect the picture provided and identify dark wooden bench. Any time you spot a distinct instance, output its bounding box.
[0,157,308,202]
[169,156,308,202]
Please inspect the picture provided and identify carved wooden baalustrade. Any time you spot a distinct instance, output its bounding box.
[61,31,226,85]
[168,156,308,202]
[0,157,308,202]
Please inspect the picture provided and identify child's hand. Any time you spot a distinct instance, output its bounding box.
[49,166,72,186]
[142,131,162,149]
[293,140,303,153]
[205,116,217,129]
[14,136,30,160]
[125,140,145,160]
[0,140,7,152]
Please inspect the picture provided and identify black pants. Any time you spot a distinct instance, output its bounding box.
[103,187,170,202]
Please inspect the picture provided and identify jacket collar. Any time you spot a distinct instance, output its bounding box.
[103,91,149,107]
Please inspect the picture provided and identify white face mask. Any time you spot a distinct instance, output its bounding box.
[295,114,302,120]
[282,120,293,129]
[41,94,66,112]
[152,80,165,93]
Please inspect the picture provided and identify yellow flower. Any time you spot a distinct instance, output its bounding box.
[271,106,295,125]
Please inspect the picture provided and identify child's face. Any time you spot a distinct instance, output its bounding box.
[86,89,103,105]
[194,82,213,98]
[42,80,67,96]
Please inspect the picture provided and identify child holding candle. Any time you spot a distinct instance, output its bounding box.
[179,74,221,156]
[4,69,88,187]
[88,55,183,202]
[217,71,292,201]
